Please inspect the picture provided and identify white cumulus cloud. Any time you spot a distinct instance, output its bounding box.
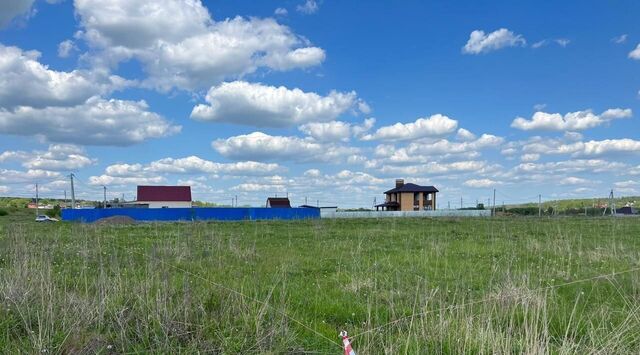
[464,178,501,188]
[88,175,166,186]
[74,0,326,91]
[511,108,632,131]
[571,139,640,156]
[297,0,319,14]
[512,159,625,174]
[520,153,540,162]
[559,177,591,185]
[0,0,34,27]
[274,8,288,16]
[456,128,476,141]
[298,121,352,142]
[377,161,487,177]
[0,43,125,109]
[0,96,181,146]
[0,168,62,184]
[191,81,357,127]
[0,144,95,171]
[361,114,458,141]
[298,119,375,142]
[212,132,358,162]
[102,156,282,178]
[629,44,640,60]
[373,134,502,162]
[147,156,282,176]
[57,40,78,58]
[462,28,526,54]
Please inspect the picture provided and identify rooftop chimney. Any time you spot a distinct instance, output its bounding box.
[395,179,405,188]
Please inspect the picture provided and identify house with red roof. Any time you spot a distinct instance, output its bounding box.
[136,186,192,208]
[266,197,291,208]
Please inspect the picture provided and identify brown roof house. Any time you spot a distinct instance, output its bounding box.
[136,186,192,208]
[376,179,438,211]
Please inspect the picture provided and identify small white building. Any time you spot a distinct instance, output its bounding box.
[136,186,192,208]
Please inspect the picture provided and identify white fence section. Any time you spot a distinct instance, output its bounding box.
[321,209,492,219]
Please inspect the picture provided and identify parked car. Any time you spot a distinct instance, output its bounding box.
[35,215,58,222]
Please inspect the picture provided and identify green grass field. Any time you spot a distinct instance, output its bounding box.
[1,210,639,353]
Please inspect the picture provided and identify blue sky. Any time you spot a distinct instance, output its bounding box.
[0,0,639,208]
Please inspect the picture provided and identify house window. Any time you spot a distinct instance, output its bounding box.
[413,192,420,211]
[424,193,433,210]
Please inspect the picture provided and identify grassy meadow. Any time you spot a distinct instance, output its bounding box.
[1,210,640,353]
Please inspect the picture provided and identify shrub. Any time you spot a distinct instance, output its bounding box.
[45,205,61,218]
[0,208,7,216]
[507,207,540,216]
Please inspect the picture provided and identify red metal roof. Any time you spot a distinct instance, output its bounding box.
[266,197,291,208]
[137,186,192,202]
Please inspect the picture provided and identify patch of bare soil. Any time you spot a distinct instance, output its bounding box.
[94,216,136,225]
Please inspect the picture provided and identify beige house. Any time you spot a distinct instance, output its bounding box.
[375,179,438,211]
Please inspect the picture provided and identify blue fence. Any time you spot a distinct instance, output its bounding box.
[62,207,320,223]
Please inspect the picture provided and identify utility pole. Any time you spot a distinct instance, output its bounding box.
[70,173,76,209]
[492,188,496,217]
[235,195,238,207]
[611,189,616,216]
[604,189,616,216]
[603,190,614,216]
[317,199,319,207]
[103,186,107,208]
[538,194,541,217]
[305,196,308,205]
[460,197,463,209]
[64,190,67,209]
[35,183,39,217]
[447,201,450,210]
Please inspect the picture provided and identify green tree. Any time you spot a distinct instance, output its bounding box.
[46,205,61,218]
